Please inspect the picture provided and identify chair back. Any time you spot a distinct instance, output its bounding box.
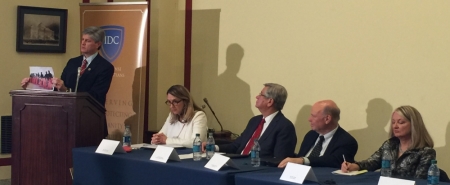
[440,168,450,182]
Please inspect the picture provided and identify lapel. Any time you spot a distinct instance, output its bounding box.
[242,116,262,145]
[323,126,341,155]
[259,112,282,143]
[300,131,319,156]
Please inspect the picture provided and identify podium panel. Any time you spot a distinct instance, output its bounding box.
[10,90,106,185]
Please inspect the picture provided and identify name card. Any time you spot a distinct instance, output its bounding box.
[204,153,239,171]
[280,162,317,184]
[378,176,415,185]
[95,139,126,155]
[150,145,180,163]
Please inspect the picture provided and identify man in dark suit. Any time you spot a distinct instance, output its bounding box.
[22,26,114,137]
[53,26,114,106]
[278,100,358,168]
[203,83,297,159]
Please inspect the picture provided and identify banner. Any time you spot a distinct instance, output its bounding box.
[80,2,148,143]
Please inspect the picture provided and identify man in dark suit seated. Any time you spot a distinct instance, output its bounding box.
[278,100,358,168]
[21,26,114,137]
[202,83,297,159]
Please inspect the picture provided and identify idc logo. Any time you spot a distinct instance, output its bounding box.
[100,25,124,63]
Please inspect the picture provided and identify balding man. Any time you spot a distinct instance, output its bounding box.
[278,100,358,168]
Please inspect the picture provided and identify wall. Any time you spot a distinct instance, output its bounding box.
[0,0,81,179]
[190,0,450,171]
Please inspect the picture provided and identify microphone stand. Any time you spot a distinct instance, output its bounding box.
[74,67,81,92]
[203,98,232,140]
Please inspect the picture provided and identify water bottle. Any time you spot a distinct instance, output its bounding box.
[193,133,202,161]
[206,132,215,160]
[123,125,131,147]
[380,146,392,177]
[427,160,440,185]
[251,139,260,167]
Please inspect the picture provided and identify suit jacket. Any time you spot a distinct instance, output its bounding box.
[218,112,297,159]
[297,126,358,168]
[61,54,114,106]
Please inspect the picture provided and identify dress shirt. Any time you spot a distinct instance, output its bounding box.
[84,52,98,67]
[303,125,339,165]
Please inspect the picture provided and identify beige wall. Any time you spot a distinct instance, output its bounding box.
[0,0,81,116]
[191,0,450,171]
[0,0,81,179]
[148,0,186,131]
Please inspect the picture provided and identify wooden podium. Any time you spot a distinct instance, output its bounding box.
[10,90,106,185]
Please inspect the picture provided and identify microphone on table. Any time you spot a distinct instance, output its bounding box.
[203,98,232,140]
[75,67,81,92]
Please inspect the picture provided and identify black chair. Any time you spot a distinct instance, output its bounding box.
[440,168,450,182]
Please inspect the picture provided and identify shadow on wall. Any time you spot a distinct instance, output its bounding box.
[207,44,254,134]
[348,98,392,161]
[123,67,146,144]
[294,104,313,153]
[435,121,450,172]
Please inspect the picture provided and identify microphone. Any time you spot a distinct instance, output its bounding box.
[74,67,81,92]
[203,98,232,140]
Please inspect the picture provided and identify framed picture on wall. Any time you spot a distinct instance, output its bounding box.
[16,6,68,53]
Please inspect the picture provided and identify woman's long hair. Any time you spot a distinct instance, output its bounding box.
[167,85,202,124]
[389,105,434,149]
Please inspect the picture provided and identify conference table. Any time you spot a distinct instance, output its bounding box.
[72,146,270,185]
[235,167,450,185]
[73,146,450,185]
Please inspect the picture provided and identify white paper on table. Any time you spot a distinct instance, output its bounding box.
[378,176,415,185]
[280,162,317,184]
[204,153,239,171]
[132,143,185,149]
[179,152,225,159]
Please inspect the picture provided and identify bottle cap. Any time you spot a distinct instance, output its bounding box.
[196,133,200,136]
[431,160,437,164]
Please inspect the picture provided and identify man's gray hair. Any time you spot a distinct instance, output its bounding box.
[82,26,105,48]
[263,83,288,111]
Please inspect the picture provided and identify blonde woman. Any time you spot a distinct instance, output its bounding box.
[151,85,207,148]
[342,106,435,179]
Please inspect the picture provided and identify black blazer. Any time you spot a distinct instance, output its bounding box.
[297,126,358,168]
[60,54,114,106]
[218,112,297,159]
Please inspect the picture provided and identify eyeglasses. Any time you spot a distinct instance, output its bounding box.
[165,99,182,106]
[257,93,268,98]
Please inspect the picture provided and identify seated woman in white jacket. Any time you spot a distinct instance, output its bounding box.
[151,85,207,148]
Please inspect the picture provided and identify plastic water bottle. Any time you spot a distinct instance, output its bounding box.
[123,125,132,147]
[206,132,215,160]
[251,139,260,167]
[381,147,392,177]
[193,133,202,161]
[427,160,440,185]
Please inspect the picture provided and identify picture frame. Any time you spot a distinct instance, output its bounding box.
[16,6,68,53]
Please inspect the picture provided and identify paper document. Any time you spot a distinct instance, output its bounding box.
[332,169,368,176]
[26,66,55,91]
[179,152,225,160]
[131,143,185,149]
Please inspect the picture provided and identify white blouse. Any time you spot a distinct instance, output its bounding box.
[158,111,207,148]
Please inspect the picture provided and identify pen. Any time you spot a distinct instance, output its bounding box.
[343,154,349,172]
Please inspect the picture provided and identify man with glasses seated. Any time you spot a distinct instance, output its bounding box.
[151,85,207,148]
[202,83,297,159]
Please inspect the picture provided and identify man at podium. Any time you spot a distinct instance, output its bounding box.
[21,26,114,106]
